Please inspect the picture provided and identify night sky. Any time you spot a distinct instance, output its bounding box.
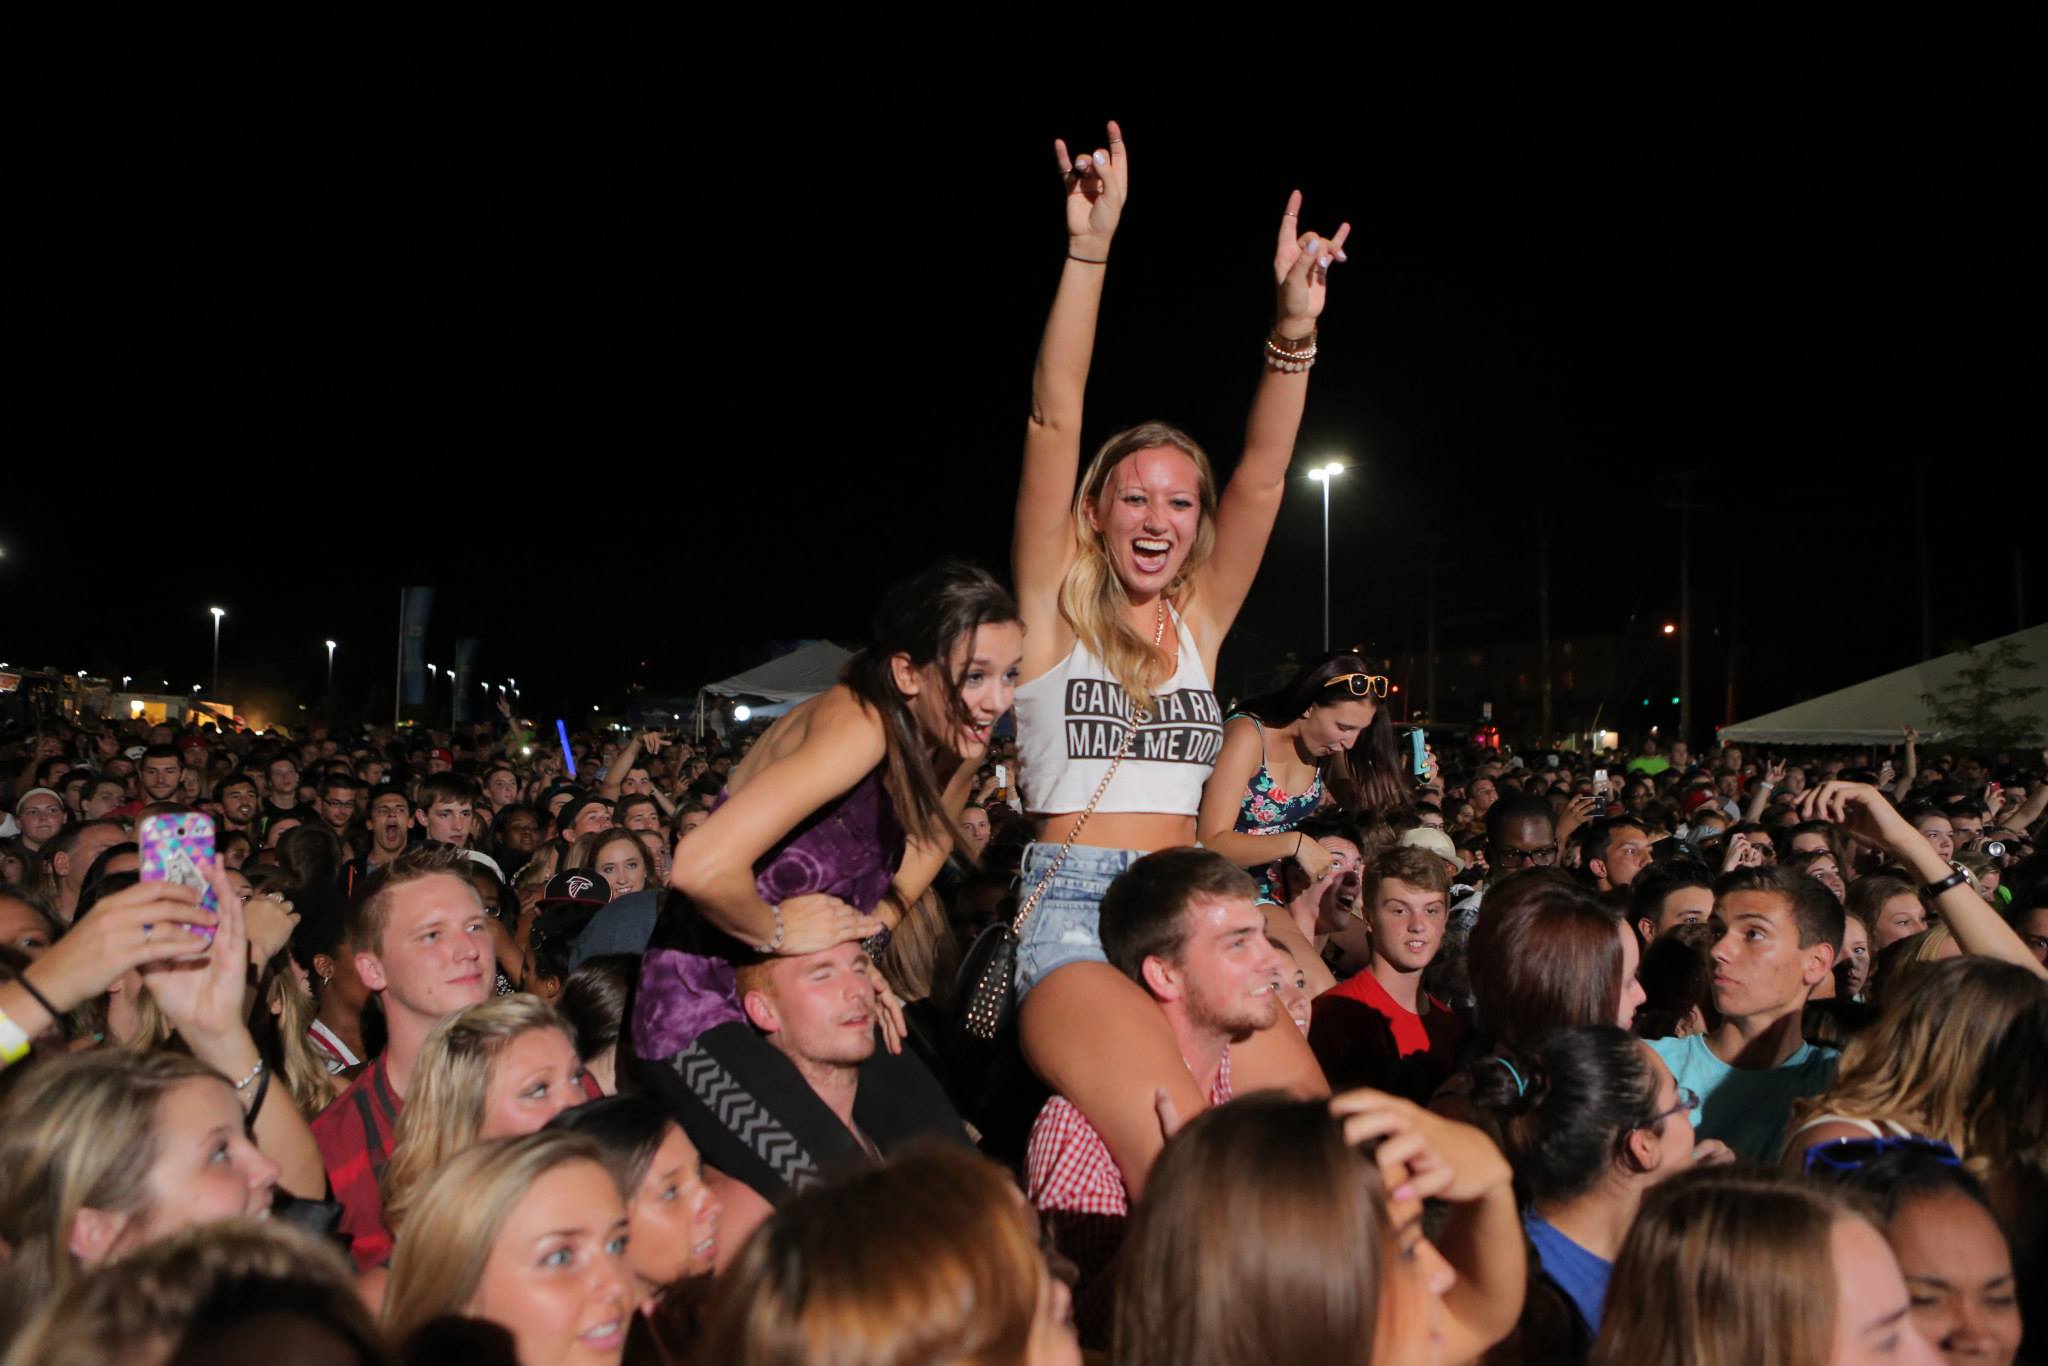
[4,12,2040,732]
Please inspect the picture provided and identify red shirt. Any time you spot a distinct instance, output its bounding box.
[1310,969,1468,1101]
[311,1054,401,1271]
[1026,1049,1232,1217]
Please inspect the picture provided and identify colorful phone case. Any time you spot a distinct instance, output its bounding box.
[139,812,220,935]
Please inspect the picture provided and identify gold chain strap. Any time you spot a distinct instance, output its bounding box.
[1007,601,1166,939]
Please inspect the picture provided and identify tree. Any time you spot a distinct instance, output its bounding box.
[1920,639,2043,753]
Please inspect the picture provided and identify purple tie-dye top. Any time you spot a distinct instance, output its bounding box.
[634,767,904,1059]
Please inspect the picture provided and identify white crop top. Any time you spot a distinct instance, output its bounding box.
[1013,607,1225,817]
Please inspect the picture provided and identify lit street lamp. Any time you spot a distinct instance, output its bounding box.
[1306,462,1345,649]
[325,640,337,690]
[209,607,225,693]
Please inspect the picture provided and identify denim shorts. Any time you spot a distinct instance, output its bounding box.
[1015,842,1148,1000]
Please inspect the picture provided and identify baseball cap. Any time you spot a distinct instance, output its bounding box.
[555,793,612,835]
[431,748,454,764]
[540,870,611,910]
[1682,789,1719,816]
[537,782,582,814]
[1400,826,1465,873]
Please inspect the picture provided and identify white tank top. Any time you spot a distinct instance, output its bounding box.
[1013,606,1225,817]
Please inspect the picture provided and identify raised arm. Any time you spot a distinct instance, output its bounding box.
[1744,758,1786,822]
[1015,122,1129,625]
[1799,781,2046,979]
[1193,195,1350,640]
[600,732,645,801]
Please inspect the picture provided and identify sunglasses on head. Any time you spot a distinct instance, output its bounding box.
[1324,673,1390,699]
[1802,1135,1958,1177]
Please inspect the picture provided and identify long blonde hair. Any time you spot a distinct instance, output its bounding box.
[383,1131,611,1349]
[696,1143,1046,1366]
[119,956,340,1120]
[0,1050,223,1340]
[1058,421,1218,711]
[1790,954,2042,1159]
[1590,1169,1846,1366]
[1,1218,380,1366]
[269,964,345,1117]
[380,994,573,1234]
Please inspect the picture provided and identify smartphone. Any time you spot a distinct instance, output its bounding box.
[1593,768,1610,800]
[1397,727,1428,777]
[1546,754,1560,768]
[139,811,219,940]
[995,763,1010,789]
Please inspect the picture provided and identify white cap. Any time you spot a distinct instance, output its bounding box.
[1400,826,1465,873]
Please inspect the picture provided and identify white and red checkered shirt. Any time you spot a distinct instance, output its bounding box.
[1025,1049,1233,1217]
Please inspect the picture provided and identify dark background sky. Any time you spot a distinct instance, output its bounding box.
[3,11,2040,735]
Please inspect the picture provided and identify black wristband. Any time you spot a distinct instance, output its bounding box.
[13,970,70,1038]
[1922,868,1968,897]
[242,1061,273,1138]
[1067,251,1108,264]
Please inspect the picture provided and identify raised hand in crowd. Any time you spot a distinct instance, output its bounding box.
[1796,780,2044,978]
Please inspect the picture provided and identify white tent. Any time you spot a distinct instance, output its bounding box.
[696,640,852,733]
[1720,624,2048,746]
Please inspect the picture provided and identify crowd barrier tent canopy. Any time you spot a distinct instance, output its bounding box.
[696,640,852,734]
[1719,623,2048,746]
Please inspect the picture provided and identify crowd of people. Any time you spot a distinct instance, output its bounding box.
[2,122,2045,1366]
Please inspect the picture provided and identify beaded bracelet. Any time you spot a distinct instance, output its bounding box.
[755,902,786,955]
[1265,326,1319,373]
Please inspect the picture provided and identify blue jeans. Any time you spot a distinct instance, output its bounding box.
[1015,842,1148,999]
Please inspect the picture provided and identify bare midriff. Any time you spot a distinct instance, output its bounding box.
[1035,810,1197,852]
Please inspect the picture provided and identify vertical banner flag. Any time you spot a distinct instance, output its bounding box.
[452,638,481,724]
[400,587,434,712]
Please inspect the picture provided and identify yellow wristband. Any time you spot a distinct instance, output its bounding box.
[0,1007,31,1066]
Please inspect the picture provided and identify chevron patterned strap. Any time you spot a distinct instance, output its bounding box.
[673,1041,824,1191]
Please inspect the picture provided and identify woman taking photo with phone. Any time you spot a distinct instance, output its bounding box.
[1007,119,1348,1195]
[1197,650,1410,897]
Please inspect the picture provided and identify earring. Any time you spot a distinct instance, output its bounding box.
[320,973,333,985]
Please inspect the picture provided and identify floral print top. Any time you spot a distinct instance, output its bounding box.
[1232,714,1325,835]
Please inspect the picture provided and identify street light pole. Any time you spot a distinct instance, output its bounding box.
[325,640,337,691]
[209,607,225,694]
[1308,462,1344,650]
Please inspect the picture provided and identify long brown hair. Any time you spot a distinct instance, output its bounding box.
[1468,870,1628,1049]
[1590,1168,1847,1366]
[1058,421,1219,712]
[840,561,1021,847]
[1114,1094,1392,1366]
[1237,650,1408,814]
[696,1143,1047,1366]
[1790,955,2044,1161]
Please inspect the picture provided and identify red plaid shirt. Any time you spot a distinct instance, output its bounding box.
[311,1053,401,1271]
[1026,1049,1232,1217]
